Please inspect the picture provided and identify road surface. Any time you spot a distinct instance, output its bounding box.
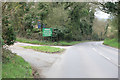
[9,41,119,78]
[42,41,118,78]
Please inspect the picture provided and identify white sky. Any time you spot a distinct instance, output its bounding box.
[95,10,110,19]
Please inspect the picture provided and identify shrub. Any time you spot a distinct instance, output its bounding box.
[92,33,100,41]
[2,48,15,63]
[52,28,64,42]
[2,26,16,45]
[0,37,5,45]
[53,42,58,45]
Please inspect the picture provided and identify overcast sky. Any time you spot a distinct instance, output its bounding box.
[95,10,110,19]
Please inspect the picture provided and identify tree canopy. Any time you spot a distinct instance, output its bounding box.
[2,2,119,45]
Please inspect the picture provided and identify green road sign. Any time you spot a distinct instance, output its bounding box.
[43,28,52,37]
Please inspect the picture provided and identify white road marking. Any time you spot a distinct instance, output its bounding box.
[92,48,97,51]
[92,47,111,60]
[92,47,118,67]
[97,52,112,61]
[102,55,111,61]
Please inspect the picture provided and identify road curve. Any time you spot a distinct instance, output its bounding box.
[43,41,118,78]
[8,41,119,78]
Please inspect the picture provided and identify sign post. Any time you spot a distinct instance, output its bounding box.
[42,28,52,41]
[43,28,52,37]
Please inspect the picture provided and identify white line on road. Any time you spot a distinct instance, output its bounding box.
[101,55,111,61]
[92,47,118,67]
[92,48,97,51]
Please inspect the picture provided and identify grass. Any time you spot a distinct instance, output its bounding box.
[104,38,120,49]
[22,46,64,53]
[16,38,40,44]
[58,41,84,46]
[16,38,85,46]
[2,49,33,78]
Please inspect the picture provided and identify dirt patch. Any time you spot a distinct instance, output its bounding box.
[32,67,40,78]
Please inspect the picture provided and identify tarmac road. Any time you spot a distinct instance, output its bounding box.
[9,41,119,78]
[43,41,119,78]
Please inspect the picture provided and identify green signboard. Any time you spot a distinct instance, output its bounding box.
[43,28,52,37]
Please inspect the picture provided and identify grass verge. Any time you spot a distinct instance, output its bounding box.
[2,48,33,78]
[104,38,120,49]
[22,46,64,53]
[16,38,85,46]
